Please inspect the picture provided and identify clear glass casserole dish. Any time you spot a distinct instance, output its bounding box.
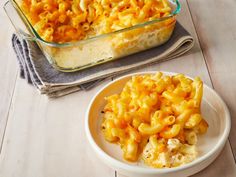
[4,0,181,72]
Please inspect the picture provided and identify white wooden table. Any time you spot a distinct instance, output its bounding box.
[0,0,236,177]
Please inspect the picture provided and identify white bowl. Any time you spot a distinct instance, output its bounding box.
[85,71,231,177]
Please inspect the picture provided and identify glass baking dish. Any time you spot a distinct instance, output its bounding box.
[4,0,181,72]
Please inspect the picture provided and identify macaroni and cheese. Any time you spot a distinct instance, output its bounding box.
[21,0,173,43]
[18,0,177,70]
[101,72,208,168]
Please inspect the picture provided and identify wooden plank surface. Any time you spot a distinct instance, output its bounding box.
[0,1,18,148]
[187,0,236,158]
[0,79,115,177]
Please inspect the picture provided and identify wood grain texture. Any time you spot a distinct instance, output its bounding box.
[187,0,236,158]
[0,79,115,177]
[0,2,18,149]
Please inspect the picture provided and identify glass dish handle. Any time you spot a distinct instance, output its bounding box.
[4,1,36,41]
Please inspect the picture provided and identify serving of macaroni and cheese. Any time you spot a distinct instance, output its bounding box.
[101,72,208,168]
[17,0,178,70]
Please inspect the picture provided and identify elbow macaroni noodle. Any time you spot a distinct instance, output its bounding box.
[101,72,208,168]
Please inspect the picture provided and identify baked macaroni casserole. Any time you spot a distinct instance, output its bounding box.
[17,0,177,69]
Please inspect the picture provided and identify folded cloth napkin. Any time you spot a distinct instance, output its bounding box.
[12,22,194,98]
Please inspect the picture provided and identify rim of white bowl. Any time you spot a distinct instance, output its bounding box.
[85,71,231,174]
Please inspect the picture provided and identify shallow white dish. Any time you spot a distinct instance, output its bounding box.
[85,71,231,177]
